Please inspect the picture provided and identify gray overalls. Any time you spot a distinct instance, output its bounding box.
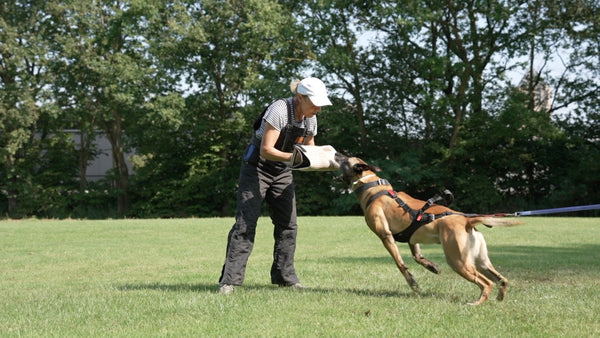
[219,98,310,286]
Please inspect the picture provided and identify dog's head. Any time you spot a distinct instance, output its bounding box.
[336,155,381,186]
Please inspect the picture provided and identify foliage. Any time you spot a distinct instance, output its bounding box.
[125,0,307,218]
[1,0,599,218]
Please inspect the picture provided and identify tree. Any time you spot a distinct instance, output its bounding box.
[293,0,379,153]
[47,0,171,215]
[369,1,523,148]
[127,0,311,217]
[2,0,599,218]
[0,0,52,217]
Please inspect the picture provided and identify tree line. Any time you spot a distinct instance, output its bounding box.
[1,0,599,219]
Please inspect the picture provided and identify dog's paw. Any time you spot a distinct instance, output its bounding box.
[407,277,420,294]
[426,263,441,274]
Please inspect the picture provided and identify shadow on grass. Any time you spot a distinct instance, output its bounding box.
[117,244,599,305]
[326,243,600,270]
[116,281,424,299]
[489,244,600,265]
[117,283,216,293]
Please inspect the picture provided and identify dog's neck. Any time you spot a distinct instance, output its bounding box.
[351,173,377,192]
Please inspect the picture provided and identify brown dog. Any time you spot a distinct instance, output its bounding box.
[336,155,521,305]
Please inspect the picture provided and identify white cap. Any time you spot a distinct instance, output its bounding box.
[297,77,332,107]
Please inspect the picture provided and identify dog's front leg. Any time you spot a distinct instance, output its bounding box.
[380,234,420,294]
[368,212,420,294]
[410,244,440,274]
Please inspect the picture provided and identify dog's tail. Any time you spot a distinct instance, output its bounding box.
[468,217,522,228]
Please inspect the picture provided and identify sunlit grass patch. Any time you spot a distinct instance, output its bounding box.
[1,216,598,336]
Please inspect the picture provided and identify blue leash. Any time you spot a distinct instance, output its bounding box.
[514,204,600,216]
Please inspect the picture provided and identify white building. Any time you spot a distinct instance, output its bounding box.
[64,130,135,182]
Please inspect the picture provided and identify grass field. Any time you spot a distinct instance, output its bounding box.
[1,216,599,337]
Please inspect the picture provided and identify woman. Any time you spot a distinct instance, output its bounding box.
[218,77,332,294]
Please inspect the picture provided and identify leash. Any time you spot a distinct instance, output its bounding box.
[416,202,600,218]
[500,204,600,217]
[418,202,600,217]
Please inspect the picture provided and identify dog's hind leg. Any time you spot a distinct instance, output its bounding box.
[472,230,509,301]
[441,227,494,305]
[480,266,508,301]
[410,244,440,274]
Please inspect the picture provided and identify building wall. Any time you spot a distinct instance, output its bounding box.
[65,130,135,182]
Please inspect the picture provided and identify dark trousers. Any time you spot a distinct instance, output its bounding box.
[219,162,300,286]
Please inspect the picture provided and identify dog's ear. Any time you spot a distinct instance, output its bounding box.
[353,163,381,173]
[352,163,371,174]
[369,164,382,172]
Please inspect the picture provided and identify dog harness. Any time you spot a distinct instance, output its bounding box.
[354,179,463,243]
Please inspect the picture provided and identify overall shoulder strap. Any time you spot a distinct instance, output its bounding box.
[285,97,293,126]
[254,98,290,131]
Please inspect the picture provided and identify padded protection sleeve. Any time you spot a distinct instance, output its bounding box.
[290,145,340,171]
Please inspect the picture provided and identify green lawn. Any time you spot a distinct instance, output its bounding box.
[1,216,599,337]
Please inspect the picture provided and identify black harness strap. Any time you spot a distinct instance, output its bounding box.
[356,179,460,243]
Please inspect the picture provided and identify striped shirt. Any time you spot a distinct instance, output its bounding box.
[255,98,317,140]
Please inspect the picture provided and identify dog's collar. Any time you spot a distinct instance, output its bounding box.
[352,177,391,195]
[351,174,377,192]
